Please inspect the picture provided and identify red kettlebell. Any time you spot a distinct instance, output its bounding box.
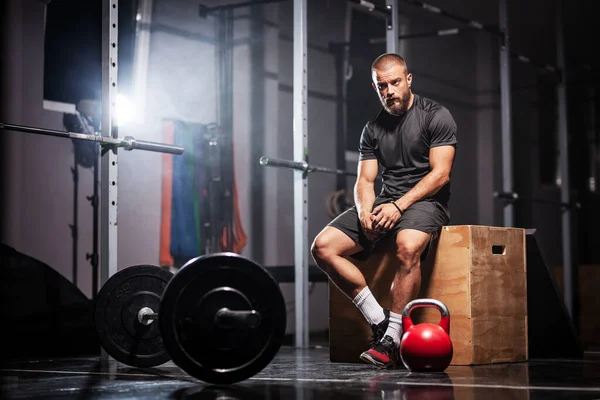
[399,298,453,372]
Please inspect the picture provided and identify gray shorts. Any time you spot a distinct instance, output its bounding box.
[327,197,450,261]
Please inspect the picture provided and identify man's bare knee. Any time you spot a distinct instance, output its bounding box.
[395,231,430,273]
[395,242,421,272]
[311,227,361,268]
[311,234,336,263]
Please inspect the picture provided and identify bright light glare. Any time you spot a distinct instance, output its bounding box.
[116,94,134,126]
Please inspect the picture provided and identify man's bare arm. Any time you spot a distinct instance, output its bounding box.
[394,145,455,211]
[354,159,379,215]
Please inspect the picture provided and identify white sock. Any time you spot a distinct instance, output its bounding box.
[352,286,386,325]
[383,311,403,345]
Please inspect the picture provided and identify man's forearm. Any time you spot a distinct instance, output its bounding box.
[354,181,376,215]
[394,170,449,211]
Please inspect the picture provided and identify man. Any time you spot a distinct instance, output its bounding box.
[311,53,457,368]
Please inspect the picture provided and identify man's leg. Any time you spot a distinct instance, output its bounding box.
[385,228,432,341]
[360,200,448,368]
[311,226,366,298]
[359,228,431,368]
[312,226,387,324]
[312,205,392,346]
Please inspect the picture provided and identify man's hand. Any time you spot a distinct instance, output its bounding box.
[370,203,402,232]
[359,211,382,241]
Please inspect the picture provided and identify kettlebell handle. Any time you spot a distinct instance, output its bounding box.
[401,298,450,334]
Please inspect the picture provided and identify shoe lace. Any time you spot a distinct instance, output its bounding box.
[372,336,399,363]
[368,310,390,346]
[368,324,385,346]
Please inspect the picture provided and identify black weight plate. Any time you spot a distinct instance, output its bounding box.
[159,252,286,385]
[94,265,173,368]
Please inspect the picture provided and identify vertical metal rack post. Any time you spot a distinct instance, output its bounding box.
[100,0,120,363]
[556,0,574,319]
[293,0,309,348]
[291,0,401,348]
[386,0,399,54]
[498,0,514,227]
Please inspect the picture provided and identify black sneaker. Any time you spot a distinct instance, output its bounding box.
[359,334,399,368]
[368,309,390,347]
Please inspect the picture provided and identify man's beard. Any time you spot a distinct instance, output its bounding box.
[383,91,411,116]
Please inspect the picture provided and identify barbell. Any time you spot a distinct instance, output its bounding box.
[0,122,185,155]
[94,252,287,385]
[259,156,357,177]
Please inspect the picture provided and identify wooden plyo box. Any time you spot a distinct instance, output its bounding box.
[329,225,528,365]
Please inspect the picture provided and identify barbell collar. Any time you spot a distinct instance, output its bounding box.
[215,307,262,329]
[137,307,158,325]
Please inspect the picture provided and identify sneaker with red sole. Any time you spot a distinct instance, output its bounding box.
[359,335,400,368]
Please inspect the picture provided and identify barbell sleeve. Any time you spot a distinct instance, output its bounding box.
[259,155,357,177]
[215,308,262,328]
[259,156,307,171]
[307,165,357,177]
[123,136,185,155]
[136,306,262,329]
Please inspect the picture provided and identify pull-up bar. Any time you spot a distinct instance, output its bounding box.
[199,0,288,17]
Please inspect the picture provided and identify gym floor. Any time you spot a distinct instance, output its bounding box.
[2,344,600,399]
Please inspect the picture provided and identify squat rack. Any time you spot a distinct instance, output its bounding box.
[254,0,577,344]
[285,0,576,346]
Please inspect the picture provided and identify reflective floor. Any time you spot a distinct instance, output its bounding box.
[2,346,600,399]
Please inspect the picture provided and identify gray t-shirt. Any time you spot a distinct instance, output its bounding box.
[358,94,458,208]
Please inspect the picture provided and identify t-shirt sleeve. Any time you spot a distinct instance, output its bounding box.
[428,107,458,148]
[358,122,378,161]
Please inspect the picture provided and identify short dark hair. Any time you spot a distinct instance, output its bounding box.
[371,53,408,74]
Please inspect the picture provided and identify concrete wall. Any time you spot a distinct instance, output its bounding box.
[1,0,578,338]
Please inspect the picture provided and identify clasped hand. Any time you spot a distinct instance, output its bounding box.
[360,203,402,241]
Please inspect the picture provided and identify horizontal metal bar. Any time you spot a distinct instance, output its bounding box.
[1,122,184,155]
[512,53,560,78]
[346,0,391,15]
[260,156,306,171]
[308,164,357,177]
[399,0,496,36]
[259,156,357,176]
[369,25,491,43]
[493,191,581,209]
[199,0,289,17]
[2,122,80,139]
[122,136,185,155]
